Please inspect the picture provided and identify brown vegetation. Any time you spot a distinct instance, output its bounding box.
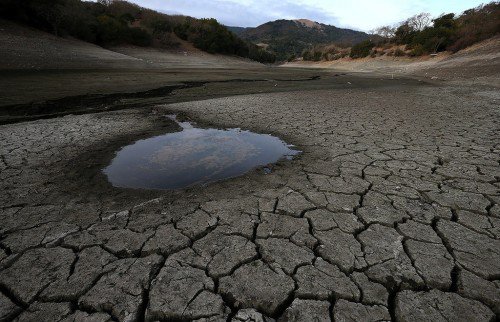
[299,1,499,61]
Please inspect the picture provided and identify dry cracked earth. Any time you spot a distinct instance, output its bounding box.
[0,78,499,321]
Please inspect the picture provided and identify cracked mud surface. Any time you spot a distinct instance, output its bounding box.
[1,76,499,321]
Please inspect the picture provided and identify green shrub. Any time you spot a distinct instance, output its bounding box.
[394,23,416,44]
[302,49,323,61]
[96,14,125,45]
[410,26,453,53]
[302,50,312,61]
[247,44,276,63]
[349,40,374,58]
[127,27,152,46]
[394,48,405,56]
[409,44,425,56]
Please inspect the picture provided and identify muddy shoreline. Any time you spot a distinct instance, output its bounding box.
[0,69,430,124]
[0,76,322,124]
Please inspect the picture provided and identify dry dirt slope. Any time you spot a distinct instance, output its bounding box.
[283,36,500,85]
[415,37,500,81]
[0,19,262,70]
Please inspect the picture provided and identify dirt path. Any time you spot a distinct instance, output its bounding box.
[0,72,498,321]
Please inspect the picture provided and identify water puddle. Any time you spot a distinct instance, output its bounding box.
[103,116,300,190]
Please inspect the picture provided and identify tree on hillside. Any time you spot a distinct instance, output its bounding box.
[326,1,498,59]
[406,12,457,55]
[97,0,113,6]
[105,0,142,20]
[12,0,66,35]
[392,12,432,44]
[394,22,416,44]
[407,13,432,31]
[433,13,456,29]
[373,25,396,39]
[448,2,500,52]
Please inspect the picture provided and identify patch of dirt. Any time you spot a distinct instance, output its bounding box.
[0,19,144,69]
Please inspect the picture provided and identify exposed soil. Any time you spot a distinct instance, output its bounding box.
[284,36,500,87]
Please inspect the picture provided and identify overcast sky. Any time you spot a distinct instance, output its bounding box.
[121,0,490,31]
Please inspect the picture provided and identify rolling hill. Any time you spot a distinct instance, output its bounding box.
[229,19,371,60]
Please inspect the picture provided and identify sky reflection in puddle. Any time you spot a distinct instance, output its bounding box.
[103,116,300,190]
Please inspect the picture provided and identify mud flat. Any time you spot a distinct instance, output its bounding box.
[1,67,499,321]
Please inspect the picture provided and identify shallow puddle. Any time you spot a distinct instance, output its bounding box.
[103,116,300,190]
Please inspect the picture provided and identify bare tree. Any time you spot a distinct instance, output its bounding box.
[374,25,396,39]
[407,13,432,31]
[98,0,114,6]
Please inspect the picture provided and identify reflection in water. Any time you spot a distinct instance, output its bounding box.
[103,116,300,190]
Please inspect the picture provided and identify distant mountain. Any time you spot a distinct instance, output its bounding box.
[232,19,370,60]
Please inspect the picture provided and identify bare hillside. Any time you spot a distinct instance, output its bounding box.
[0,19,145,69]
[415,37,500,81]
[0,19,263,70]
[111,46,263,69]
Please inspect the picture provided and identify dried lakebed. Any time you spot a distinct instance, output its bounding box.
[104,116,300,190]
[0,79,499,321]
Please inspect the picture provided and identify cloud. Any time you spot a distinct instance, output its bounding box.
[120,0,489,31]
[141,0,342,28]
